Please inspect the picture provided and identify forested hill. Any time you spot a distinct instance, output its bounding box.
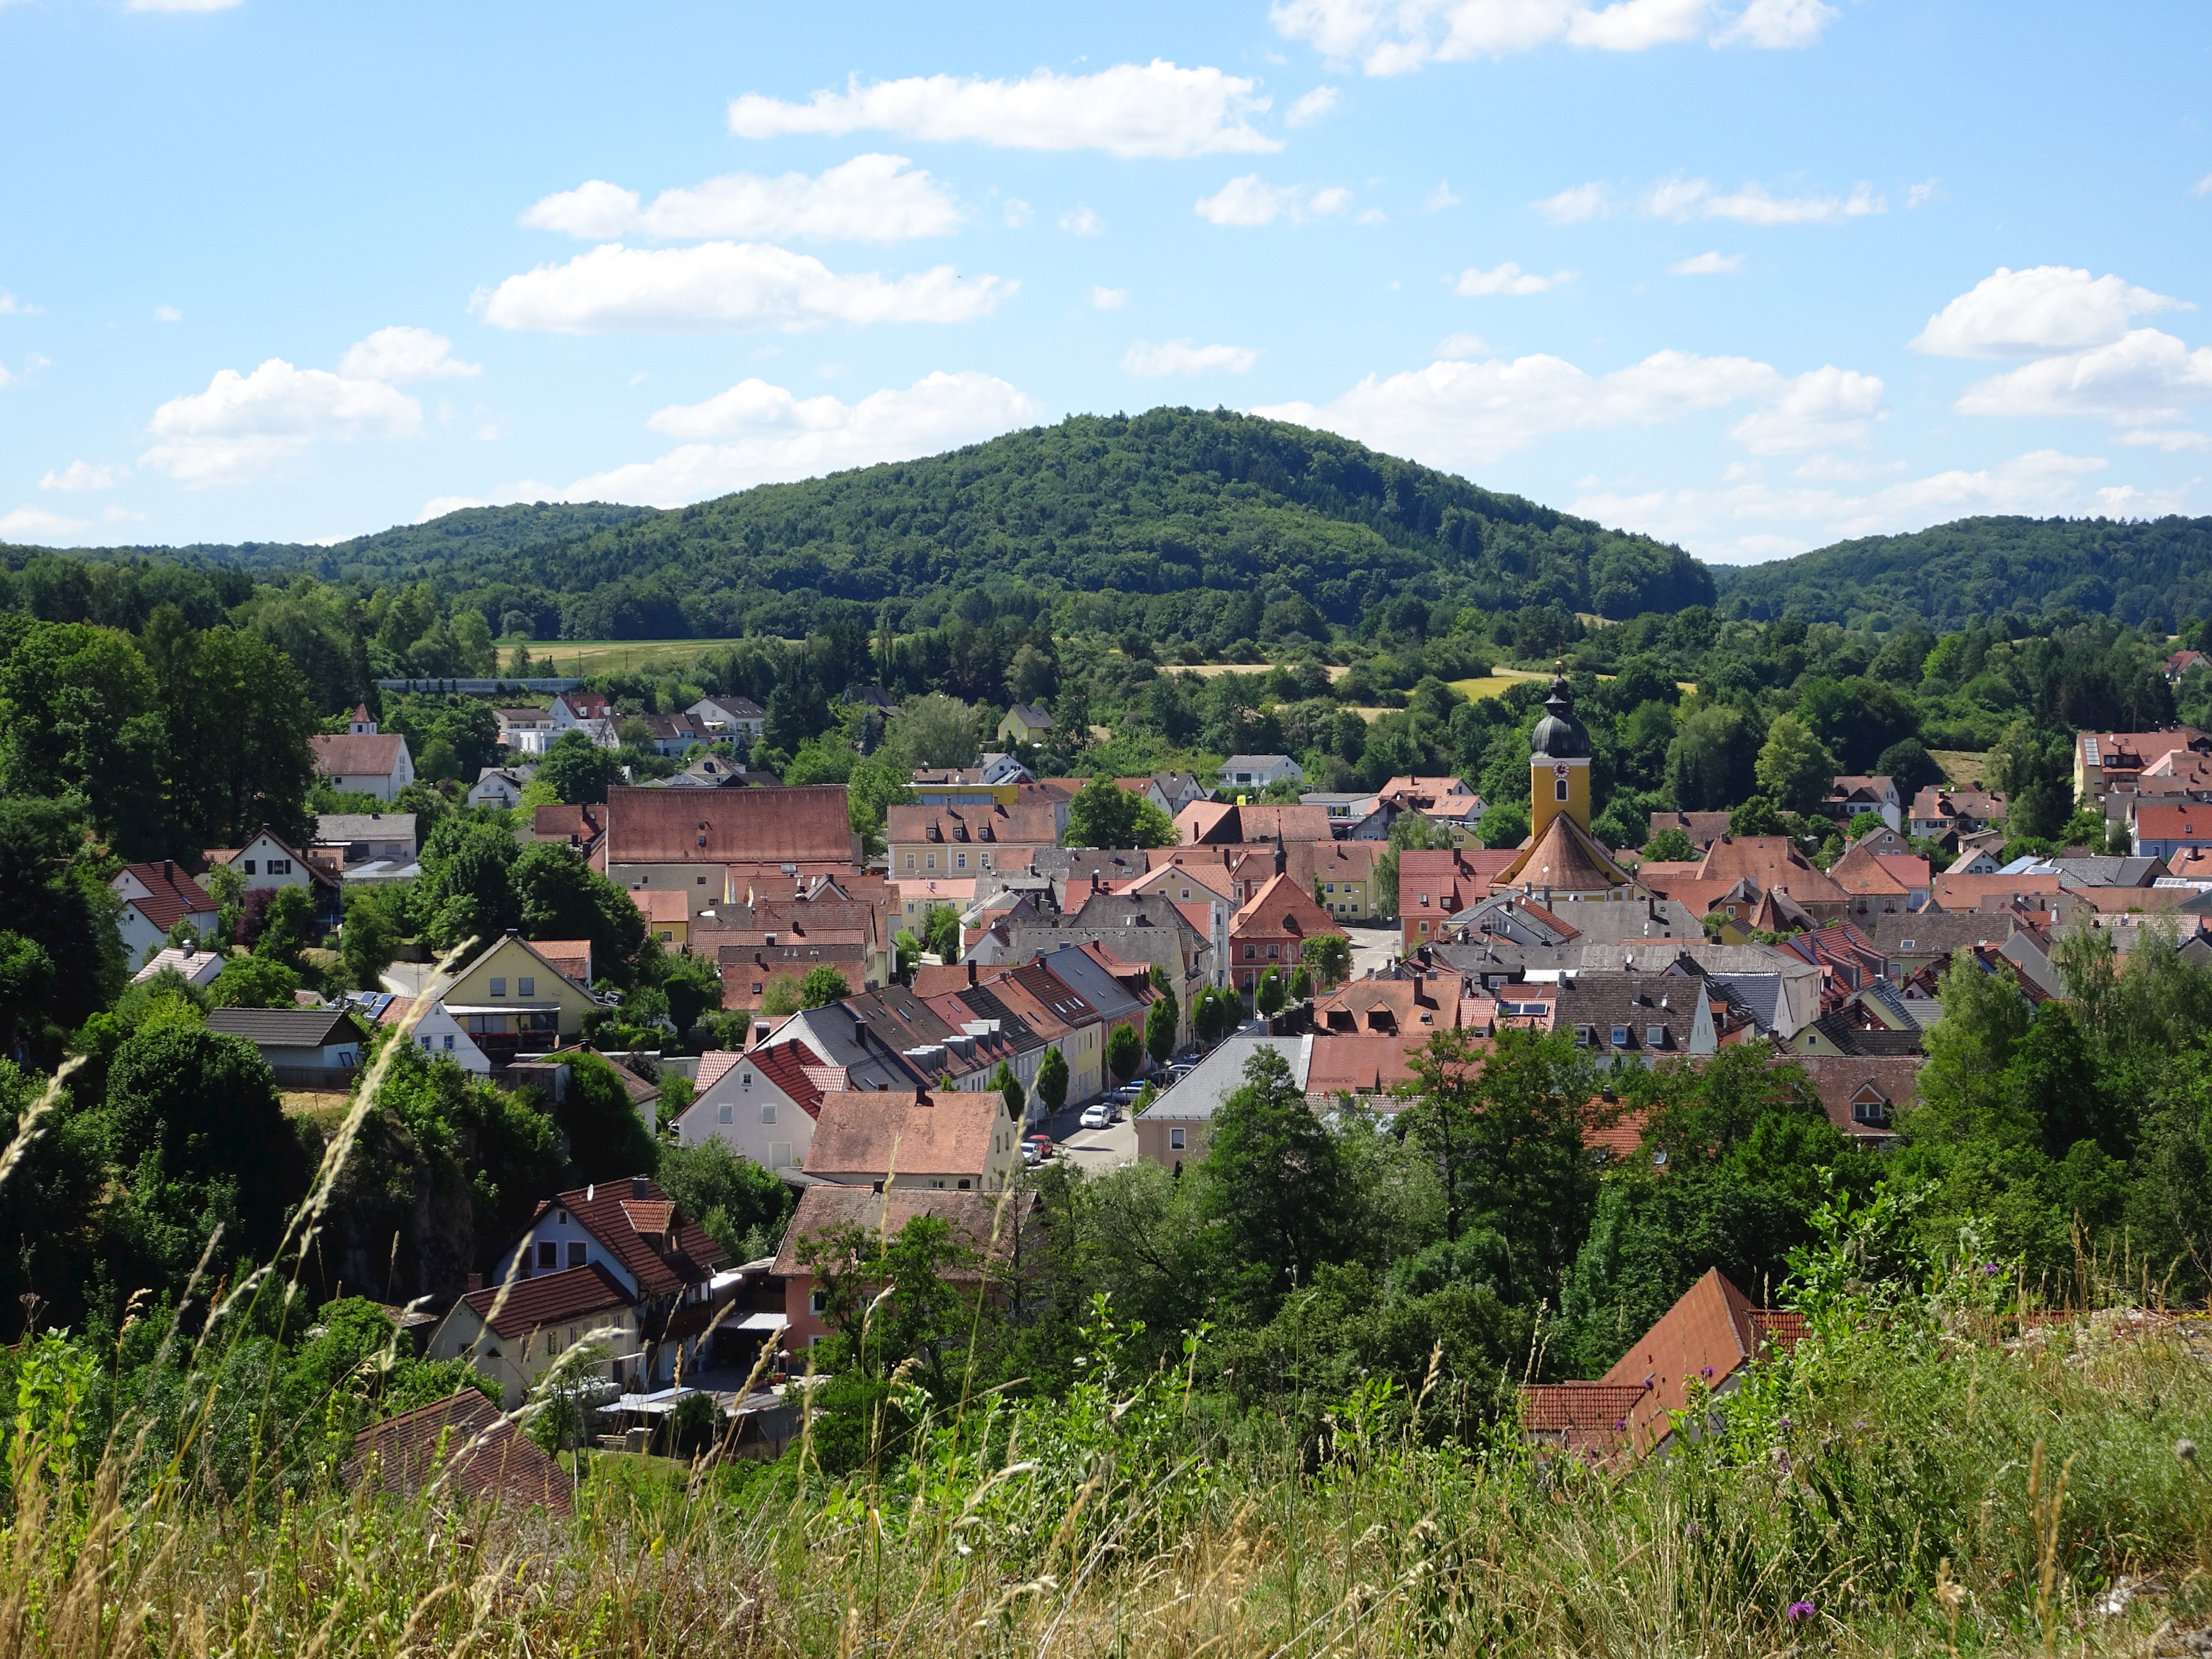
[3,410,1712,642]
[1713,514,2212,630]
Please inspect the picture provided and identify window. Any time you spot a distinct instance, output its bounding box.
[537,1242,557,1269]
[518,976,535,996]
[1610,1025,1631,1048]
[717,1103,733,1124]
[1645,1025,1669,1049]
[658,929,671,941]
[1555,777,1569,801]
[442,1034,454,1051]
[981,851,992,868]
[810,1288,828,1313]
[1326,883,1337,893]
[697,875,706,885]
[957,1178,972,1190]
[1245,946,1258,960]
[1420,893,1430,906]
[740,1071,751,1089]
[956,852,967,869]
[1169,1127,1186,1150]
[240,859,257,875]
[269,859,291,875]
[927,852,937,869]
[751,982,763,995]
[420,1035,431,1050]
[760,1104,777,1124]
[1267,945,1279,960]
[905,853,915,869]
[568,1242,586,1267]
[489,977,507,997]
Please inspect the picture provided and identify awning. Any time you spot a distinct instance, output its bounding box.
[733,1312,788,1333]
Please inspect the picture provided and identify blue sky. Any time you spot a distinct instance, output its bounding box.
[1,0,2208,564]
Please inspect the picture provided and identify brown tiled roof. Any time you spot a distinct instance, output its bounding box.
[520,1178,726,1300]
[1230,871,1342,939]
[885,801,1061,847]
[116,861,217,930]
[462,1261,635,1339]
[1493,812,1634,895]
[311,731,409,777]
[606,784,856,866]
[806,1088,1010,1182]
[1696,835,1846,907]
[635,888,690,925]
[531,803,603,845]
[345,1389,571,1515]
[1598,1267,1804,1454]
[620,1198,675,1235]
[1305,1033,1421,1098]
[528,939,594,984]
[1520,1380,1650,1438]
[1229,803,1333,844]
[771,1185,1007,1278]
[1785,1056,1921,1138]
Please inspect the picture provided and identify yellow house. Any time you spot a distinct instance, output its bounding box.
[443,933,600,1061]
[996,704,1056,747]
[635,888,689,949]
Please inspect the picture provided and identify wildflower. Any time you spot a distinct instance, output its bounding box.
[1700,1365,1714,1379]
[1981,1262,2002,1275]
[1683,1521,1703,1541]
[1787,1601,1816,1622]
[1613,1417,1626,1432]
[1777,1417,1792,1433]
[2179,1438,2198,1464]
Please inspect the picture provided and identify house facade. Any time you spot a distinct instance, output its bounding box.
[604,785,860,919]
[496,707,558,754]
[1228,871,1346,993]
[886,801,1059,881]
[1217,754,1304,793]
[309,707,415,801]
[996,704,1055,746]
[468,765,535,810]
[426,1264,642,1407]
[687,694,767,741]
[806,1087,1023,1192]
[111,861,221,964]
[671,1042,826,1171]
[203,1006,368,1084]
[443,933,600,1060]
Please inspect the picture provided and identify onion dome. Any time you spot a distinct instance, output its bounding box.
[1528,673,1589,760]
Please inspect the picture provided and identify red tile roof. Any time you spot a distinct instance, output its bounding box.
[345,1388,572,1515]
[521,1178,726,1300]
[462,1261,635,1339]
[807,1088,1011,1183]
[1597,1268,1805,1455]
[310,731,409,777]
[114,861,216,930]
[605,784,857,866]
[2135,803,2212,840]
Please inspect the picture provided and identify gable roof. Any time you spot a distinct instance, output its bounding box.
[1493,812,1637,896]
[114,861,217,929]
[460,1260,635,1339]
[345,1388,571,1515]
[605,784,855,866]
[131,943,227,987]
[771,1185,1007,1278]
[805,1088,1010,1181]
[521,1178,726,1299]
[204,1006,366,1047]
[310,731,409,777]
[1230,870,1341,939]
[1596,1269,1806,1455]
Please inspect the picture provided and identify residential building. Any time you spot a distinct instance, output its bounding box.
[443,933,601,1060]
[634,887,689,948]
[468,765,535,810]
[912,754,1033,807]
[1302,838,1388,921]
[369,994,492,1074]
[346,1387,572,1514]
[717,942,871,1020]
[996,704,1056,747]
[428,1263,642,1406]
[1519,1270,1805,1461]
[687,694,767,741]
[1820,775,1903,830]
[1551,970,1719,1064]
[660,754,767,788]
[1175,799,1333,847]
[1215,754,1303,794]
[489,1176,730,1391]
[530,803,604,854]
[310,706,415,801]
[633,711,710,757]
[316,812,417,868]
[1373,775,1487,844]
[1305,1033,1424,1110]
[773,1187,1009,1351]
[1228,870,1345,993]
[1034,940,1158,1078]
[1793,1055,1920,1148]
[603,784,859,918]
[205,829,340,915]
[2167,649,2209,684]
[743,999,926,1091]
[1908,785,2007,839]
[2075,727,2209,805]
[806,1087,1023,1192]
[886,800,1060,881]
[204,1006,368,1085]
[1826,835,1932,926]
[131,941,226,989]
[495,707,558,754]
[1645,809,1735,849]
[550,690,618,747]
[989,961,1107,1105]
[2133,802,2212,861]
[1400,846,1522,951]
[111,860,221,963]
[1122,771,1210,817]
[672,1042,830,1171]
[1136,1034,1313,1171]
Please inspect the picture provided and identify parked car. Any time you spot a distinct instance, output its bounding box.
[1021,1139,1041,1166]
[1025,1133,1055,1161]
[1079,1103,1111,1130]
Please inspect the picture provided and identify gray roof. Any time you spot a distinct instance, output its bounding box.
[316,813,417,841]
[1034,942,1147,1022]
[1220,754,1296,771]
[2051,856,2164,888]
[1706,970,1786,1033]
[1870,913,2021,957]
[1143,1035,1312,1122]
[205,1007,366,1047]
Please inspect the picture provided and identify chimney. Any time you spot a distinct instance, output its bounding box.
[163,859,174,881]
[631,1175,651,1199]
[466,1272,484,1292]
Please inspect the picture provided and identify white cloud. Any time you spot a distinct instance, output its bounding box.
[1123,339,1260,377]
[2096,481,2197,517]
[1426,181,1462,210]
[564,370,1041,507]
[1002,198,1033,228]
[0,293,39,316]
[521,154,963,244]
[1194,174,1352,226]
[1269,0,1833,73]
[102,505,146,524]
[140,359,421,485]
[39,461,126,493]
[1906,178,1943,209]
[153,304,183,323]
[1668,250,1742,275]
[1911,265,2191,358]
[1059,206,1104,236]
[126,0,240,10]
[1644,174,1884,224]
[1568,449,2109,562]
[2193,174,2212,199]
[1955,329,2212,425]
[1454,261,1574,296]
[0,363,12,392]
[1435,332,1487,359]
[727,61,1279,159]
[419,496,488,521]
[1253,340,1879,468]
[1534,181,1612,223]
[0,507,91,541]
[338,325,482,382]
[1286,86,1341,125]
[473,242,1014,334]
[2116,428,2212,453]
[1091,286,1129,310]
[1727,364,1885,453]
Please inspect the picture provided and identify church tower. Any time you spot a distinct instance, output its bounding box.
[1527,669,1590,843]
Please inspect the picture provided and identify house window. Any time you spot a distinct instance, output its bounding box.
[537,1242,557,1269]
[957,1178,972,1190]
[697,875,706,885]
[568,1242,586,1267]
[1169,1127,1186,1150]
[518,976,535,996]
[1610,1025,1631,1048]
[441,1034,454,1051]
[927,852,937,869]
[905,853,916,869]
[1420,894,1431,906]
[956,852,968,869]
[718,1103,734,1124]
[269,859,291,875]
[1267,946,1279,960]
[490,977,507,997]
[760,1104,776,1124]
[1555,777,1569,801]
[810,1288,828,1313]
[981,852,992,868]
[741,1071,751,1089]
[751,982,763,995]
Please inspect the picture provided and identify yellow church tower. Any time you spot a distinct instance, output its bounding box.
[1527,667,1590,841]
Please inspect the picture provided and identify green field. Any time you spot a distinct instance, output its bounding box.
[528,638,748,678]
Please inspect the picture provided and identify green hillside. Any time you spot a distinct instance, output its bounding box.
[1712,514,2212,629]
[4,410,1712,642]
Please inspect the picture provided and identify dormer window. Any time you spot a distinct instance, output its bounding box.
[1610,1025,1632,1048]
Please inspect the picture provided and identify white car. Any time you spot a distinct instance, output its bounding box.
[1079,1103,1112,1130]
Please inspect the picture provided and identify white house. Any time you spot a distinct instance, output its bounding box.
[131,941,226,989]
[309,706,415,802]
[468,765,536,810]
[111,861,221,965]
[495,707,558,755]
[315,813,417,867]
[551,691,619,749]
[687,694,766,741]
[1218,754,1304,792]
[670,1043,825,1172]
[374,995,493,1074]
[203,1007,368,1079]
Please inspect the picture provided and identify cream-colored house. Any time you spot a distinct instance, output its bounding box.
[426,1264,642,1406]
[442,933,600,1061]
